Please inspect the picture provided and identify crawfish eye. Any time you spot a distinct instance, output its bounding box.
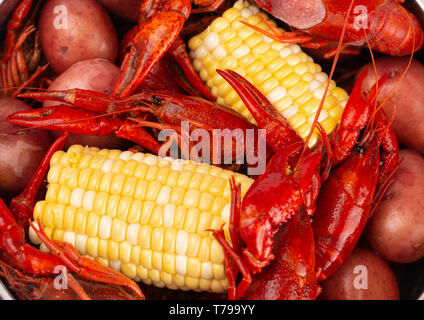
[152,96,162,106]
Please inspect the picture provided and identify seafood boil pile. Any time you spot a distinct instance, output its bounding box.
[0,0,424,300]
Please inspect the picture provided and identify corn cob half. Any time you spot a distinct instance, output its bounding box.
[189,0,349,146]
[29,145,253,293]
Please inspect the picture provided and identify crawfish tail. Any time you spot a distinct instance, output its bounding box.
[243,208,321,300]
[313,139,380,280]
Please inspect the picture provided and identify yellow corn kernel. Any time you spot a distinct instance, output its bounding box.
[152,251,163,271]
[106,194,120,218]
[107,240,120,261]
[63,206,76,231]
[163,253,176,275]
[133,180,148,201]
[131,245,141,264]
[140,249,152,269]
[86,237,99,257]
[141,201,155,225]
[119,242,132,264]
[128,199,142,224]
[151,227,165,252]
[122,263,137,279]
[99,172,113,193]
[74,208,88,234]
[111,218,127,242]
[164,228,177,253]
[117,197,132,221]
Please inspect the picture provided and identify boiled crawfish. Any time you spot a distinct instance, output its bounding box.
[114,0,226,99]
[0,0,48,97]
[10,86,268,170]
[313,69,400,281]
[249,0,424,57]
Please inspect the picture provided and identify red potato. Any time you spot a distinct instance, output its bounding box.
[366,149,424,263]
[0,97,51,196]
[320,248,399,300]
[44,58,130,149]
[39,0,119,74]
[360,57,424,153]
[97,0,141,22]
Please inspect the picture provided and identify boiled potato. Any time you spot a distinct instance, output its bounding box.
[39,0,118,74]
[320,248,399,300]
[366,149,424,263]
[360,57,424,153]
[0,97,51,196]
[44,58,130,149]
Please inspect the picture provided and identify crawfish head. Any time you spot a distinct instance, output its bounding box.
[238,141,321,273]
[240,167,302,271]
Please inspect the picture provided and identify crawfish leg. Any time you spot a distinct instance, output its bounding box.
[4,0,33,58]
[240,16,314,45]
[10,134,68,227]
[368,111,400,217]
[168,37,215,101]
[29,220,145,300]
[8,105,162,154]
[212,178,252,300]
[115,120,162,154]
[213,228,252,300]
[19,89,125,113]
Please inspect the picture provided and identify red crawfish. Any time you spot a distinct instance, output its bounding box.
[9,88,266,167]
[114,0,228,99]
[249,0,424,57]
[211,69,327,300]
[205,66,399,299]
[312,69,400,281]
[0,0,48,97]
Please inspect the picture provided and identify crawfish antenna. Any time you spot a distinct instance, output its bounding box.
[302,0,357,155]
[362,12,416,138]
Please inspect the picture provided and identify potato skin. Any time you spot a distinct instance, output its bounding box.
[366,150,424,263]
[0,97,51,196]
[320,248,399,300]
[360,57,424,153]
[39,0,118,74]
[44,59,130,149]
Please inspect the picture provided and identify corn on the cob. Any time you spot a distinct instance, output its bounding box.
[29,145,254,293]
[188,0,349,146]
